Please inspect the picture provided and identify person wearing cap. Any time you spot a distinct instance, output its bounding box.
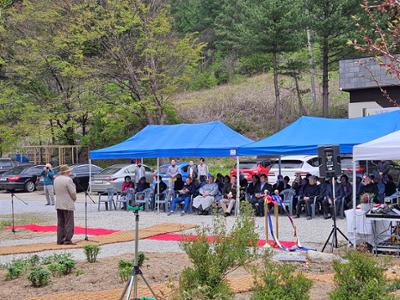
[134,160,146,184]
[54,165,77,245]
[38,163,55,205]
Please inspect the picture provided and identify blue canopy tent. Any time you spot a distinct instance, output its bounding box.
[238,110,400,248]
[238,110,400,156]
[90,121,252,159]
[89,121,252,214]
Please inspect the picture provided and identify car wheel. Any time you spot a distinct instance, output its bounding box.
[24,181,36,193]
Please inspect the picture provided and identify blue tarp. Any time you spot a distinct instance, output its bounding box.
[90,121,253,159]
[238,110,400,156]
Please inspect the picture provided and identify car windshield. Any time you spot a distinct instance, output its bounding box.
[239,162,258,169]
[99,166,122,175]
[3,165,28,175]
[0,160,13,169]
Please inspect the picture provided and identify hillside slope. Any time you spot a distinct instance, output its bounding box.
[172,72,349,139]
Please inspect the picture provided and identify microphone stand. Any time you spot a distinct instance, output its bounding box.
[75,180,96,241]
[10,192,28,234]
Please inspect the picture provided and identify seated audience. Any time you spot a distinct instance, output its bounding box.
[292,174,302,195]
[168,177,195,215]
[246,175,259,200]
[273,175,284,192]
[215,173,225,193]
[296,176,320,220]
[174,173,185,192]
[121,176,134,193]
[250,174,272,217]
[359,175,378,202]
[322,177,344,219]
[136,176,150,193]
[283,176,291,190]
[219,175,237,216]
[340,174,352,209]
[385,174,397,197]
[192,175,219,215]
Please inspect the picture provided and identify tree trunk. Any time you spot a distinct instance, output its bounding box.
[307,29,317,108]
[272,51,281,130]
[294,74,307,115]
[322,36,329,117]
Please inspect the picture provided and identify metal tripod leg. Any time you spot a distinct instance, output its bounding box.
[322,226,335,252]
[139,272,158,298]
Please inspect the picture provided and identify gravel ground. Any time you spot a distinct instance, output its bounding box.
[0,191,349,264]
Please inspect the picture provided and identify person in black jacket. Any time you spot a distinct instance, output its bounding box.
[273,175,285,193]
[174,173,185,192]
[359,175,378,202]
[168,177,195,215]
[250,174,272,216]
[295,176,320,220]
[246,175,259,199]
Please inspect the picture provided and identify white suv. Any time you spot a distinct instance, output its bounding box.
[267,155,320,184]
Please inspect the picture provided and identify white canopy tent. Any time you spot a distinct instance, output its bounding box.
[351,130,400,247]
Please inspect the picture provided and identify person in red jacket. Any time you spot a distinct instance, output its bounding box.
[121,176,134,193]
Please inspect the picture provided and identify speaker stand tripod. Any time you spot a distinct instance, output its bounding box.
[322,178,352,252]
[120,205,158,300]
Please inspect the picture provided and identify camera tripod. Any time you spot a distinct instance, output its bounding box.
[120,205,157,300]
[74,180,96,241]
[322,178,352,252]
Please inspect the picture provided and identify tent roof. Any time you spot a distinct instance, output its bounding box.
[353,130,400,161]
[238,110,400,156]
[90,121,252,159]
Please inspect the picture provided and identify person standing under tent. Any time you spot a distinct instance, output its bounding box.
[134,160,146,184]
[167,159,179,187]
[197,157,209,182]
[38,163,56,206]
[187,161,198,181]
[54,165,77,245]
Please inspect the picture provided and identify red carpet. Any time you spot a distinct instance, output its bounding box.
[146,233,297,248]
[5,224,119,236]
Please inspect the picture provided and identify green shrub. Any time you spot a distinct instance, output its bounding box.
[238,53,271,75]
[173,202,258,300]
[28,255,41,267]
[5,259,27,280]
[330,251,393,300]
[118,252,146,282]
[251,256,312,300]
[118,260,132,282]
[28,267,50,287]
[84,244,100,263]
[42,253,75,275]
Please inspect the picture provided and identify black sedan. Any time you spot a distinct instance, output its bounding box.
[0,159,20,175]
[0,164,44,192]
[37,164,103,192]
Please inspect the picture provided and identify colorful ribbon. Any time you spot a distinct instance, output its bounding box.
[265,193,312,251]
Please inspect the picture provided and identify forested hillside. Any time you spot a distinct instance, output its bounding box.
[0,0,390,154]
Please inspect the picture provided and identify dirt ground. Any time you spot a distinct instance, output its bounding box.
[0,251,340,300]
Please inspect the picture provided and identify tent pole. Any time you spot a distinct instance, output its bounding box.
[236,156,240,216]
[278,156,282,176]
[89,159,92,194]
[157,158,160,214]
[366,160,368,175]
[352,159,357,249]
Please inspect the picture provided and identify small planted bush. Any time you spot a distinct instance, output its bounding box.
[42,253,75,275]
[83,244,100,263]
[118,253,146,282]
[28,267,50,287]
[330,251,392,300]
[251,256,312,300]
[5,259,27,280]
[118,260,132,282]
